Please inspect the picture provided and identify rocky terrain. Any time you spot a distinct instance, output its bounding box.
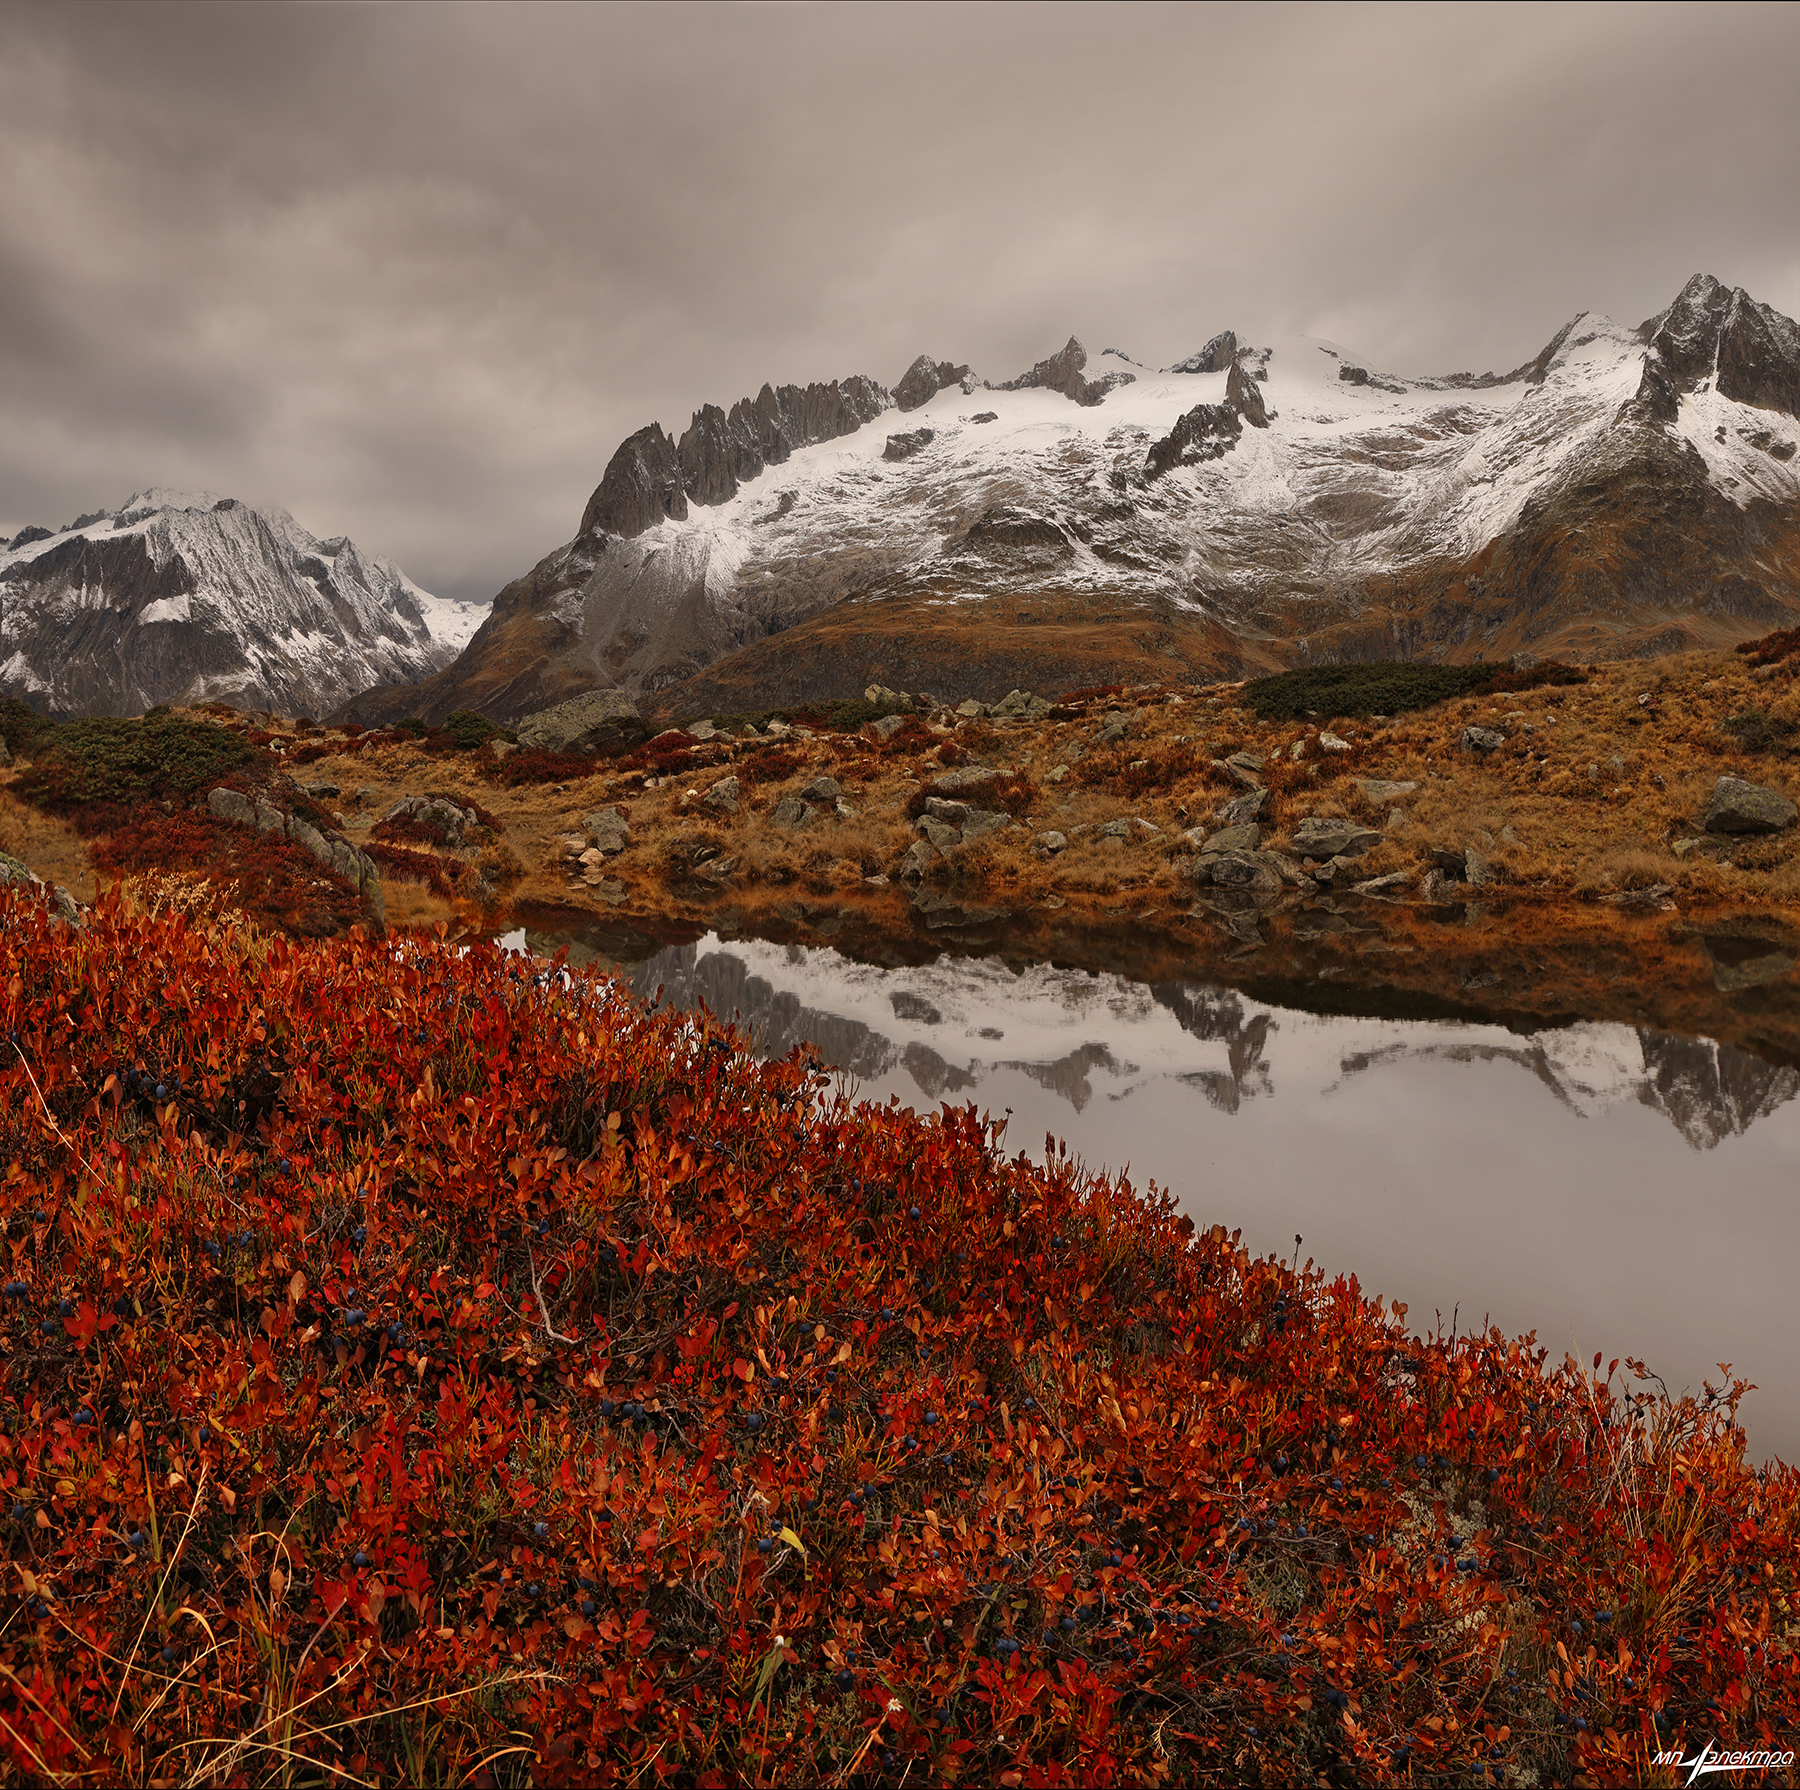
[341,274,1800,727]
[0,488,479,717]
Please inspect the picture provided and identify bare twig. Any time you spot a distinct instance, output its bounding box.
[527,1242,576,1344]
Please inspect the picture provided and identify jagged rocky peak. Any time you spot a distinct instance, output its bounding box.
[580,374,891,539]
[894,355,974,412]
[1226,359,1269,427]
[1169,329,1239,375]
[1637,273,1800,418]
[993,337,1134,407]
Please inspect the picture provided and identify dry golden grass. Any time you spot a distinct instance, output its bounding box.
[2,651,1792,939]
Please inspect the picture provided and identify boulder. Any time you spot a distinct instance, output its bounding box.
[1219,787,1270,827]
[516,690,647,756]
[960,809,1010,841]
[769,796,813,831]
[865,684,914,710]
[871,714,910,740]
[1460,725,1506,753]
[303,780,340,799]
[917,817,960,851]
[1096,818,1133,840]
[899,839,936,881]
[1703,775,1797,834]
[1351,870,1410,898]
[1355,778,1418,805]
[582,807,631,855]
[207,785,383,925]
[954,699,987,717]
[703,776,741,814]
[923,797,970,822]
[384,794,478,845]
[1226,749,1265,774]
[993,689,1052,720]
[800,775,842,803]
[1198,850,1282,893]
[1464,848,1494,888]
[931,766,1006,794]
[1033,830,1067,855]
[1291,817,1383,860]
[1318,731,1353,752]
[1200,823,1261,855]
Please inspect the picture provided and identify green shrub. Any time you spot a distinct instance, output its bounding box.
[442,709,503,751]
[0,697,56,759]
[1243,659,1586,720]
[16,713,258,816]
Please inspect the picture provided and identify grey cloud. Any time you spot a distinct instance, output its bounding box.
[2,0,1795,603]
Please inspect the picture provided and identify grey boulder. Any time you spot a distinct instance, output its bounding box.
[1291,817,1383,860]
[770,796,814,831]
[1460,725,1507,753]
[515,690,647,756]
[1703,775,1797,834]
[703,776,741,814]
[582,806,631,855]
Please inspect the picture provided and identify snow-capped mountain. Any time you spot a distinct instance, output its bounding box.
[347,273,1800,724]
[0,489,481,718]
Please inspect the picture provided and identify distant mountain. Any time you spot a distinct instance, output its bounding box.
[0,489,481,718]
[341,272,1800,724]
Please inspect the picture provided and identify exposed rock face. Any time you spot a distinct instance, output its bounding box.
[1703,775,1797,834]
[895,356,973,413]
[580,377,891,543]
[1226,359,1268,427]
[1639,273,1800,418]
[514,689,647,754]
[0,489,474,720]
[884,429,936,462]
[1291,817,1383,859]
[578,425,689,538]
[1170,330,1238,375]
[993,337,1135,407]
[1144,402,1243,477]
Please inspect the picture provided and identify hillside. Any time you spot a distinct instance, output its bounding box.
[340,274,1800,725]
[0,489,480,718]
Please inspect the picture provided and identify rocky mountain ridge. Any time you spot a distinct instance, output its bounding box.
[339,273,1800,726]
[0,490,479,719]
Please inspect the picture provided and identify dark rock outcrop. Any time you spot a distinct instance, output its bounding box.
[578,425,688,538]
[1702,775,1797,834]
[1170,330,1238,375]
[1226,359,1268,427]
[7,525,52,550]
[994,337,1134,407]
[580,376,891,541]
[1639,274,1800,417]
[1143,402,1243,477]
[895,356,973,412]
[884,428,936,462]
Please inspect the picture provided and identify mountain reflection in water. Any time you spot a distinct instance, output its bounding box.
[513,926,1800,1461]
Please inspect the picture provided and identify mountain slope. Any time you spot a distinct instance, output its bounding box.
[0,490,480,718]
[341,274,1800,724]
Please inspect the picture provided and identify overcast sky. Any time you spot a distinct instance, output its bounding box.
[3,0,1796,603]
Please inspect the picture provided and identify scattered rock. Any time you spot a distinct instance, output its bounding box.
[1226,750,1265,774]
[1096,818,1133,840]
[703,776,741,814]
[1222,760,1264,791]
[515,689,647,755]
[993,689,1053,720]
[931,766,1007,794]
[870,714,910,740]
[1419,868,1458,902]
[954,699,987,717]
[1355,778,1417,804]
[1218,788,1270,827]
[970,411,998,424]
[898,839,936,881]
[582,807,631,855]
[800,775,842,803]
[1196,850,1282,893]
[1352,870,1410,898]
[303,780,341,799]
[1033,830,1068,855]
[384,794,478,846]
[1460,725,1507,753]
[1464,848,1494,888]
[1046,764,1069,784]
[960,809,1010,841]
[1703,775,1797,834]
[864,684,914,710]
[1291,817,1383,860]
[1318,732,1354,753]
[770,796,814,831]
[1097,710,1129,745]
[1200,823,1261,854]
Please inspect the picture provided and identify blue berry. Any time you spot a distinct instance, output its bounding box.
[353,1551,369,1570]
[534,1521,549,1540]
[757,1537,773,1554]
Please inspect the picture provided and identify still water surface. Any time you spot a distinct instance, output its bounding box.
[506,924,1800,1462]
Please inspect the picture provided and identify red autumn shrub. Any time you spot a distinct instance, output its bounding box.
[489,746,604,788]
[90,809,363,936]
[362,839,477,899]
[0,890,1793,1786]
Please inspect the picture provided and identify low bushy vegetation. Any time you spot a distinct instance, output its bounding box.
[13,714,258,822]
[1243,661,1587,722]
[1737,626,1800,668]
[1,894,1793,1785]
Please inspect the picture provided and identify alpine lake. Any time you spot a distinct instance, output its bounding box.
[500,886,1800,1462]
